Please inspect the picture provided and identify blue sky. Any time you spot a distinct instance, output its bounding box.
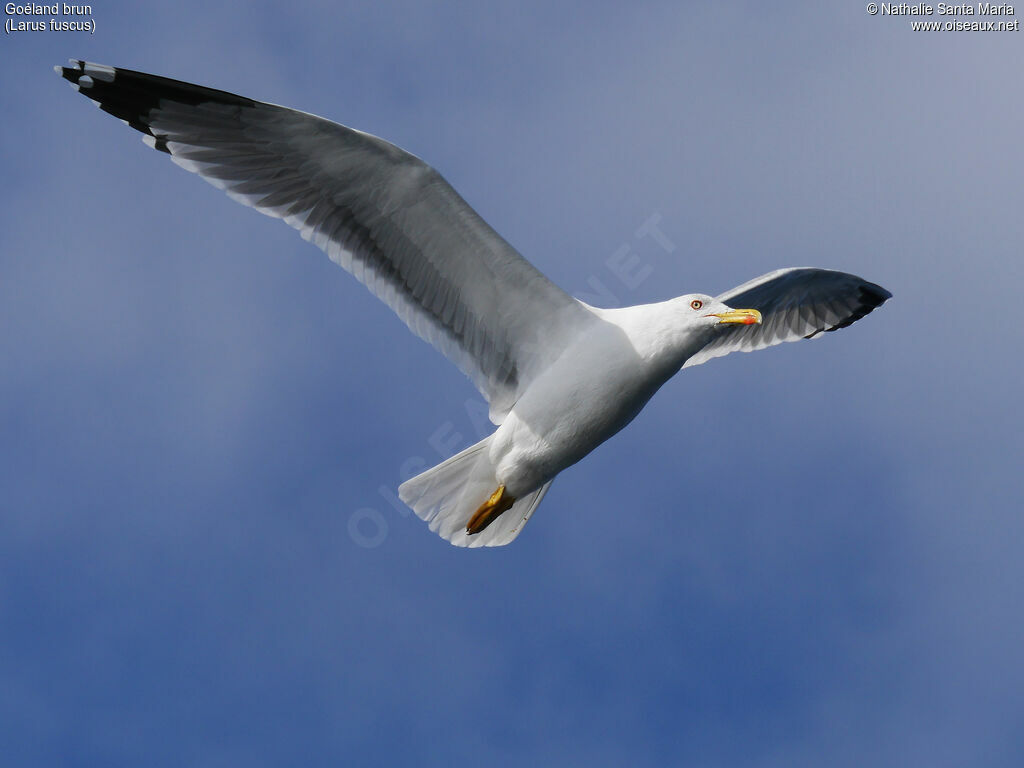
[3,2,1023,765]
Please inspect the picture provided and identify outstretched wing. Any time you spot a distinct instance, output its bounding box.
[57,60,595,423]
[684,267,891,369]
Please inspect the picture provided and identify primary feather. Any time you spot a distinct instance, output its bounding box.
[56,59,594,424]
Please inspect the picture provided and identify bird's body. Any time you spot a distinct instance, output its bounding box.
[493,299,712,496]
[57,60,891,547]
[400,295,764,545]
[494,313,662,492]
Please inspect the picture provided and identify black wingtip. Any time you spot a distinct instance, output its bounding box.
[862,281,893,305]
[56,59,85,86]
[807,280,892,338]
[56,59,259,155]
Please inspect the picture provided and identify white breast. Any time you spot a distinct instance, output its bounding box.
[487,303,701,496]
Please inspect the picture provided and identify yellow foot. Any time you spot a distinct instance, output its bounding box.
[466,484,516,535]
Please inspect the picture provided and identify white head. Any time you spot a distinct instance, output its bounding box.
[626,294,763,366]
[673,293,763,332]
[597,294,763,366]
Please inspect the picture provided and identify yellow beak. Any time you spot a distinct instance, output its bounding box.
[710,308,762,326]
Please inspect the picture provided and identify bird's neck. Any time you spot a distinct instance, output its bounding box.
[600,301,711,371]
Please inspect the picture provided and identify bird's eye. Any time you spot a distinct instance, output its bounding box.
[690,299,703,310]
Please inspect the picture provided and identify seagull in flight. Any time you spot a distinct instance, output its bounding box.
[57,60,891,547]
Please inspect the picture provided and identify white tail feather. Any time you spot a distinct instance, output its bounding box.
[398,436,551,548]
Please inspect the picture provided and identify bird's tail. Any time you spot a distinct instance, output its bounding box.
[399,435,551,548]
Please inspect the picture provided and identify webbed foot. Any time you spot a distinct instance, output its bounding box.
[466,485,516,535]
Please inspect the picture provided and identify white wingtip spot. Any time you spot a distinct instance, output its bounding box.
[67,58,83,69]
[83,62,115,82]
[78,75,94,88]
[53,65,63,76]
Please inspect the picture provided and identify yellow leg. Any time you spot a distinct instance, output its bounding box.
[466,485,516,535]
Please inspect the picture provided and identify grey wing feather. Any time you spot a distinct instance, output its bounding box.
[57,60,594,423]
[683,267,891,369]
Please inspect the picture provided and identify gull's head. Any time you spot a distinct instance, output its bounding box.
[676,294,762,330]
